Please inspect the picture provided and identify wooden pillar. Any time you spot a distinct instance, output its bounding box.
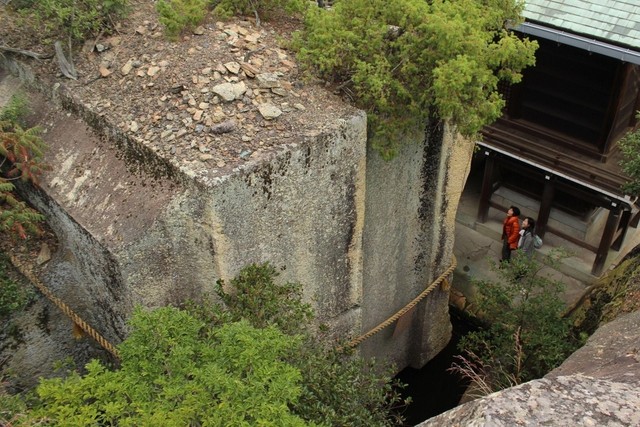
[476,150,496,224]
[612,208,631,251]
[592,205,622,276]
[536,174,555,238]
[630,208,640,228]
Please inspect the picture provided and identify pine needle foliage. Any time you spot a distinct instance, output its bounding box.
[293,0,538,158]
[156,0,209,40]
[0,94,47,239]
[213,0,307,22]
[11,263,407,426]
[11,0,129,42]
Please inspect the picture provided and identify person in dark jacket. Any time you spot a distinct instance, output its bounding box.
[501,206,520,262]
[518,217,536,258]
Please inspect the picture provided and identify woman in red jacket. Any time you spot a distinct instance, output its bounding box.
[501,206,521,262]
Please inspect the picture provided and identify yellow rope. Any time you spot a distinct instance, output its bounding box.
[342,255,457,349]
[8,251,457,359]
[9,254,120,360]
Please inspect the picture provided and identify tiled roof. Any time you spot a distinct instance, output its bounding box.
[523,0,640,49]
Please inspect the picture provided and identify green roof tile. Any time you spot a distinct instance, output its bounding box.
[523,0,640,49]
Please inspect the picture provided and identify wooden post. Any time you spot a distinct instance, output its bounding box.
[592,205,622,276]
[536,174,555,238]
[476,150,495,224]
[611,208,631,251]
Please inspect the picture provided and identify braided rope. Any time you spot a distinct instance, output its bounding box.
[9,254,120,359]
[8,252,457,358]
[343,255,457,349]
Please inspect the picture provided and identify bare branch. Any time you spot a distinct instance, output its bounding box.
[0,45,53,60]
[54,41,77,80]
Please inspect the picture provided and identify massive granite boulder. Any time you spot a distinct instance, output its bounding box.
[419,310,640,426]
[0,6,474,385]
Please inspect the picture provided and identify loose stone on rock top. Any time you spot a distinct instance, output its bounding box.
[256,73,280,88]
[121,60,133,75]
[210,120,236,134]
[224,61,241,75]
[212,81,247,102]
[258,103,282,120]
[99,66,111,77]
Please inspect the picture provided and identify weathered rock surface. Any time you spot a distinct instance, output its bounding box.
[0,3,473,383]
[419,310,640,426]
[420,374,640,426]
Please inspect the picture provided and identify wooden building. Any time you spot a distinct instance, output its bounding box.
[475,0,640,275]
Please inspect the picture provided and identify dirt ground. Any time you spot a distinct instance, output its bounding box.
[0,1,355,182]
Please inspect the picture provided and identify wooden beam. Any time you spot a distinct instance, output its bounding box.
[592,206,622,276]
[612,209,632,251]
[536,174,555,238]
[631,209,640,228]
[476,150,496,224]
[545,226,598,252]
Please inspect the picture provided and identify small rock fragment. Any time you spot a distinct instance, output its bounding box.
[99,66,111,77]
[256,73,280,88]
[210,120,236,134]
[224,61,241,75]
[258,103,282,120]
[121,60,133,75]
[36,243,51,265]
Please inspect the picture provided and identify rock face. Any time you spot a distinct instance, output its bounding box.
[0,12,473,381]
[418,310,640,426]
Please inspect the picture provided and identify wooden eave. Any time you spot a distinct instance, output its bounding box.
[480,117,632,201]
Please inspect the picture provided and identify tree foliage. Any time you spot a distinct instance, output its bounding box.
[0,253,35,318]
[29,312,310,426]
[618,112,640,195]
[293,0,538,158]
[213,0,307,23]
[156,0,209,40]
[9,263,406,426]
[453,252,579,395]
[10,0,129,42]
[0,93,47,239]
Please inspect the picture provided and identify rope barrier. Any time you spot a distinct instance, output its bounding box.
[9,254,120,359]
[7,251,457,359]
[342,255,457,349]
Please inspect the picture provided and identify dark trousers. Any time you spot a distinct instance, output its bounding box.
[501,240,513,262]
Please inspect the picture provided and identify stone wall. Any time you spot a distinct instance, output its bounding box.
[362,123,473,368]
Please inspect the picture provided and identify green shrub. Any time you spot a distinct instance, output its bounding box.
[12,263,406,425]
[0,93,29,127]
[156,0,209,40]
[454,252,579,395]
[27,310,311,426]
[213,0,307,21]
[208,263,407,426]
[0,253,34,318]
[619,112,640,195]
[293,0,537,159]
[15,0,128,42]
